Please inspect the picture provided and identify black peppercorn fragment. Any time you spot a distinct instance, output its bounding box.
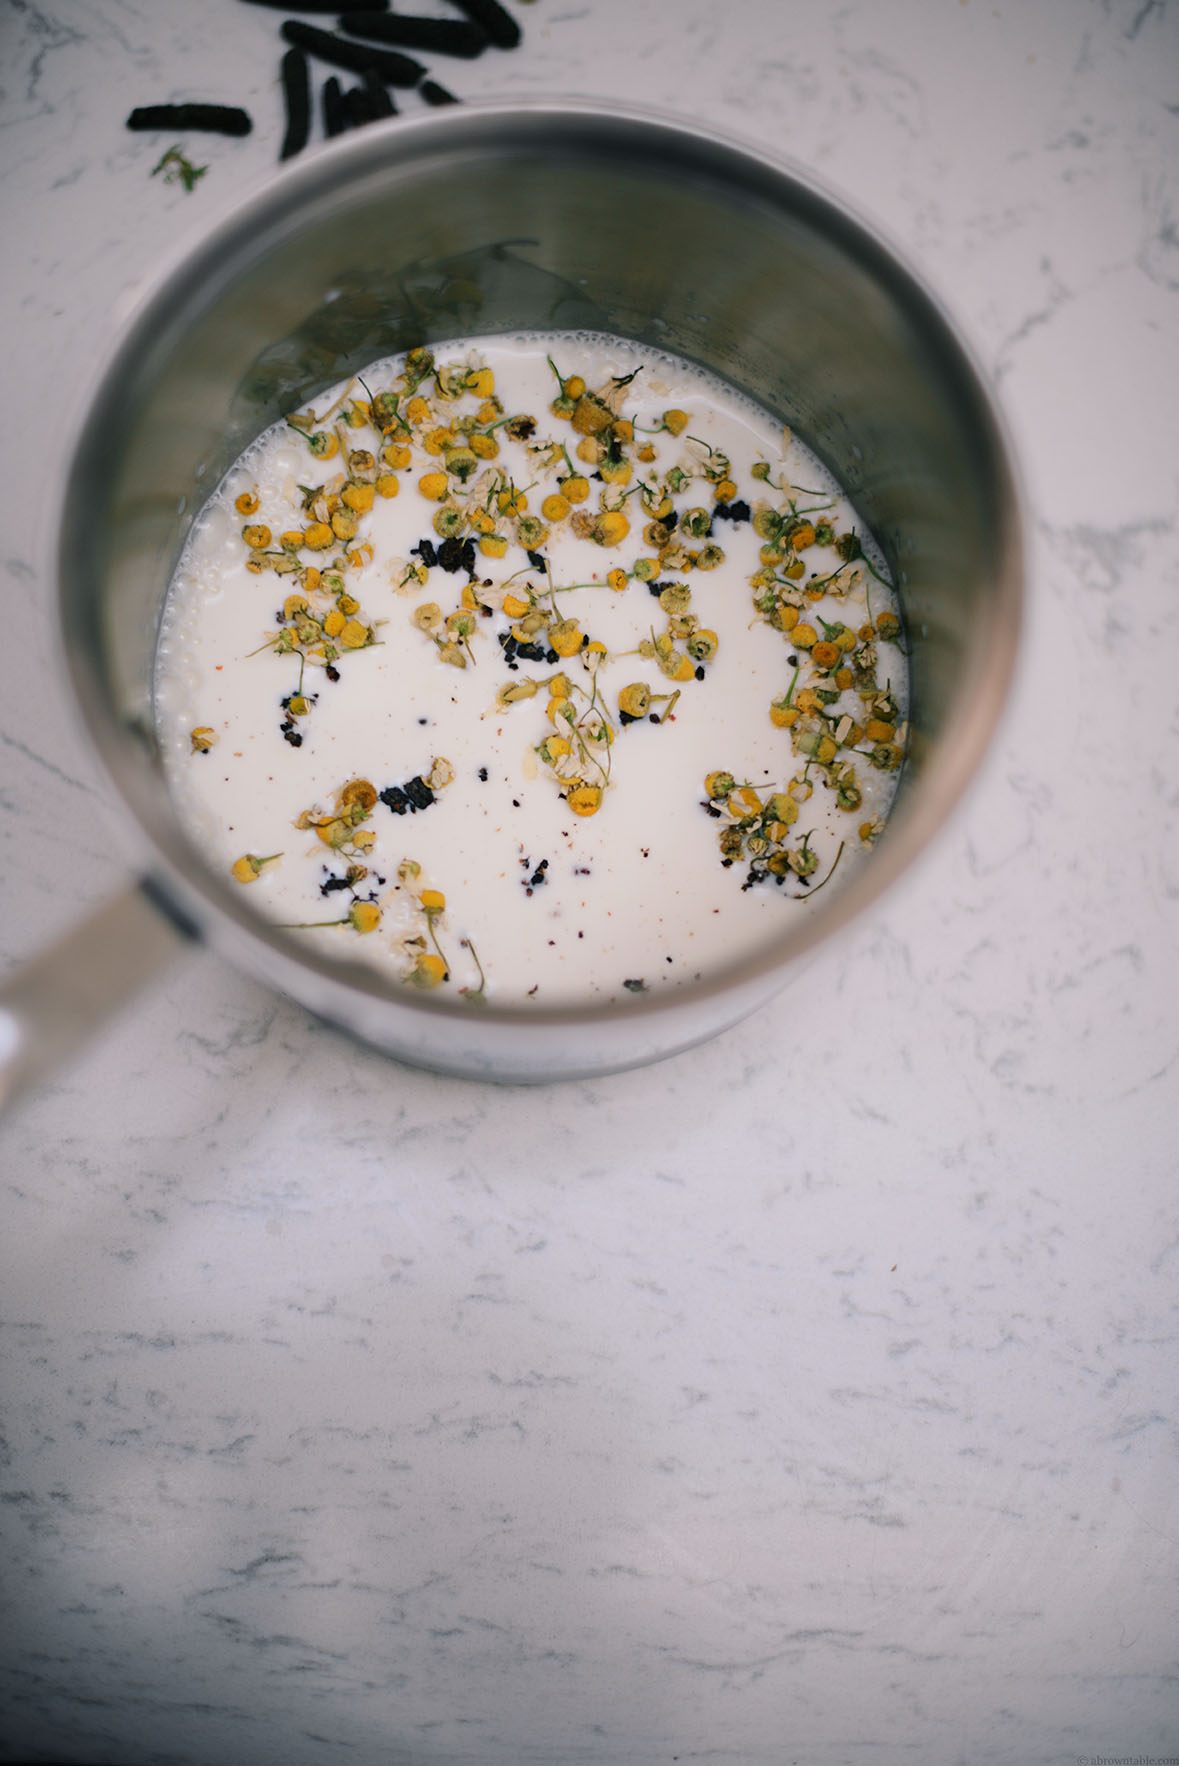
[281,20,425,86]
[127,103,253,135]
[420,78,460,106]
[444,0,521,49]
[428,535,477,574]
[340,12,489,57]
[378,775,439,815]
[436,536,465,572]
[279,47,311,159]
[403,774,436,810]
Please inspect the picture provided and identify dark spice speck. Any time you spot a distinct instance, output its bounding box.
[403,774,435,810]
[379,774,436,815]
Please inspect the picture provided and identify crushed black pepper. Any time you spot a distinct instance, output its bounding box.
[379,774,437,814]
[436,535,476,574]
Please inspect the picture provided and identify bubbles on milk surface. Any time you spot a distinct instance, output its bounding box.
[154,332,908,1008]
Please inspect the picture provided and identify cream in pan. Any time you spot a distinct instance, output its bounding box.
[154,334,907,1008]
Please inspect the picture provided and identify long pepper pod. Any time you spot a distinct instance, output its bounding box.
[339,12,489,58]
[127,103,252,135]
[322,76,348,137]
[241,0,388,9]
[279,47,311,159]
[280,19,425,86]
[443,0,521,50]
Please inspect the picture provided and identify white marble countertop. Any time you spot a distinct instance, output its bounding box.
[2,2,1177,1762]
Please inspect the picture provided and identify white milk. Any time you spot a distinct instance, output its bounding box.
[154,334,907,1008]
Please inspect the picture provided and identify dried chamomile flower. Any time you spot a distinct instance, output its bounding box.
[566,783,603,817]
[497,678,541,708]
[231,852,282,883]
[425,757,454,791]
[408,951,448,988]
[338,778,378,815]
[687,629,719,663]
[549,619,585,658]
[283,897,382,934]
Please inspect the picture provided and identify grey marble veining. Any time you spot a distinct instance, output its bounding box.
[2,0,1178,1762]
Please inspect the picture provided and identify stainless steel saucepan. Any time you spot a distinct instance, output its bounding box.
[0,101,1022,1101]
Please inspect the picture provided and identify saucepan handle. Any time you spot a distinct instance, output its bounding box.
[0,881,195,1113]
